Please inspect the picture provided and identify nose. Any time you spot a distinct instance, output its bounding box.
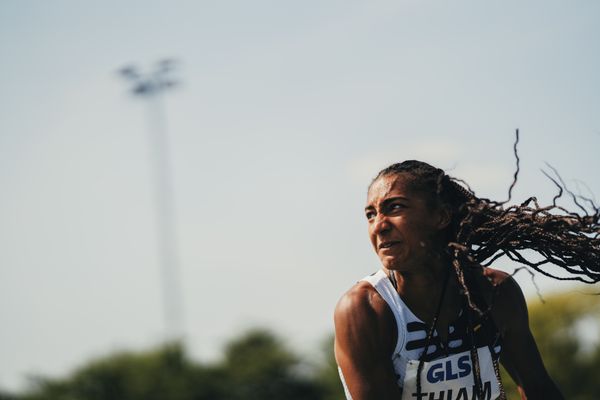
[371,213,391,236]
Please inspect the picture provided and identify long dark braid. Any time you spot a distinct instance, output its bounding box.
[372,142,600,398]
[372,153,600,298]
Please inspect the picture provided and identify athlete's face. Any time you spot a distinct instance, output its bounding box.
[365,174,449,272]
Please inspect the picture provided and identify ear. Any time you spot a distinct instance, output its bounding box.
[436,205,452,230]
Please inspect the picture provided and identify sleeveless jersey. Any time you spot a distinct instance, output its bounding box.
[339,269,504,400]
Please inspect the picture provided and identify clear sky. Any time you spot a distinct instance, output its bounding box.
[1,0,599,392]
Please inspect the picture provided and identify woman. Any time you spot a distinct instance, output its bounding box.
[334,159,600,400]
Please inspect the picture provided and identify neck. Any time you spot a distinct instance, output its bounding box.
[388,264,459,326]
[386,258,453,298]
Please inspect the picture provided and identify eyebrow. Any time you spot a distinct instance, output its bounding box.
[365,196,410,211]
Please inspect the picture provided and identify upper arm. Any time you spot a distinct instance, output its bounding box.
[489,273,564,400]
[334,283,403,400]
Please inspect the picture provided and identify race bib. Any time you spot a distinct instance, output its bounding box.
[402,347,501,400]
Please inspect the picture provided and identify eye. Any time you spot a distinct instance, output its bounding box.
[365,210,376,220]
[389,203,406,212]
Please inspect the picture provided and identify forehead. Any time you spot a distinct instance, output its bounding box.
[366,174,418,206]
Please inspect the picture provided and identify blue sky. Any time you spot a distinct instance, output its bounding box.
[1,0,599,391]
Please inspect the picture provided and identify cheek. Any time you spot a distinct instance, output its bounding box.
[368,228,377,247]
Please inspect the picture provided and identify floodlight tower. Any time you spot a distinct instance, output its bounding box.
[119,59,184,341]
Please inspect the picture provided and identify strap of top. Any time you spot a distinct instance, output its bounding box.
[361,270,408,356]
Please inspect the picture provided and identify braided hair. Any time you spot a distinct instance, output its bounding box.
[371,144,600,398]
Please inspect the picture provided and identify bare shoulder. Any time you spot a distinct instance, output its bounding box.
[475,267,529,334]
[482,267,526,305]
[334,280,397,357]
[334,280,393,329]
[336,281,384,312]
[474,267,524,300]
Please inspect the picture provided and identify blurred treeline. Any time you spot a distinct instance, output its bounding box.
[1,290,598,400]
[0,330,342,400]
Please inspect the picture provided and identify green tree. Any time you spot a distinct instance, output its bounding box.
[217,328,324,400]
[15,328,329,400]
[20,342,205,400]
[0,390,18,400]
[313,334,345,400]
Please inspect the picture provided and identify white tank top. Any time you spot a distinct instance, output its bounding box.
[339,269,503,400]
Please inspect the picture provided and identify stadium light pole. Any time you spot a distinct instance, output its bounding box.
[118,59,184,342]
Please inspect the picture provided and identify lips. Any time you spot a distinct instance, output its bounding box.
[379,241,401,250]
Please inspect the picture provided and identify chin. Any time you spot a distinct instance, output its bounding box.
[381,257,405,271]
[381,256,418,273]
[385,264,409,272]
